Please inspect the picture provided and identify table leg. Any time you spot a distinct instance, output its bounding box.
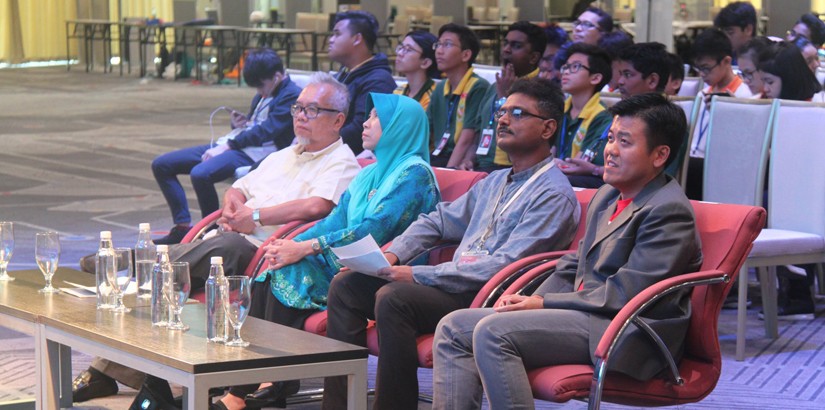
[183,378,210,409]
[346,362,368,410]
[65,22,71,72]
[311,34,318,72]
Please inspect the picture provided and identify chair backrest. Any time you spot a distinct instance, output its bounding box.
[430,15,454,35]
[472,64,499,84]
[432,167,487,202]
[394,15,410,35]
[599,92,621,108]
[471,6,486,21]
[314,13,330,32]
[677,77,702,97]
[295,12,314,30]
[702,97,775,207]
[486,7,500,21]
[506,7,520,21]
[286,69,312,88]
[767,100,825,235]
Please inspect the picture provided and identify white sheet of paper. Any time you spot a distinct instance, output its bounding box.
[331,234,391,276]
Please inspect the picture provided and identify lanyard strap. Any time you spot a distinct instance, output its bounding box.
[693,107,709,156]
[444,95,458,133]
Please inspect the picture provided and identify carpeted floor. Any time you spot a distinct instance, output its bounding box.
[1,67,823,409]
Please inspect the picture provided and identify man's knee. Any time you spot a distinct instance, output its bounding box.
[374,282,416,319]
[328,270,360,308]
[151,153,174,176]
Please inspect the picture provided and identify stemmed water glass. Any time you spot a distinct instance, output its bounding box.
[0,222,13,282]
[35,232,60,294]
[108,247,133,313]
[223,276,251,347]
[165,262,191,331]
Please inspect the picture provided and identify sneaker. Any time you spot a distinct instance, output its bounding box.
[758,298,815,321]
[153,225,191,245]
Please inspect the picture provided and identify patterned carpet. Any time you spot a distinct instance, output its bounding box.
[1,67,823,409]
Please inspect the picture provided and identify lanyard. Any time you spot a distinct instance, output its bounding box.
[486,97,506,127]
[476,161,555,249]
[444,95,458,134]
[693,107,709,156]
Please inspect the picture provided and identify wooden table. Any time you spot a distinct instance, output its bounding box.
[65,19,117,73]
[235,27,316,84]
[0,268,369,409]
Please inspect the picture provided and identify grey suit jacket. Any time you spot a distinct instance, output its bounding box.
[534,172,703,380]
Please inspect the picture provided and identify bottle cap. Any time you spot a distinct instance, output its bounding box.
[210,256,223,265]
[156,244,168,252]
[100,231,111,239]
[139,223,151,231]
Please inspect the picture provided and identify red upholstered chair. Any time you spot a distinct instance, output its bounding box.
[365,188,596,368]
[502,201,765,409]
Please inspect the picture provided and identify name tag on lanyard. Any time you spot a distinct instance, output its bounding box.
[476,128,494,155]
[432,132,451,156]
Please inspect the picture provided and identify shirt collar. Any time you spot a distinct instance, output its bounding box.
[508,155,554,183]
[443,67,476,97]
[564,92,606,120]
[292,138,343,162]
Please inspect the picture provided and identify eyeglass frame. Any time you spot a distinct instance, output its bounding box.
[739,68,757,82]
[395,44,423,56]
[572,19,600,31]
[787,29,809,41]
[290,104,340,119]
[494,107,550,122]
[560,61,592,74]
[693,60,721,76]
[433,41,459,50]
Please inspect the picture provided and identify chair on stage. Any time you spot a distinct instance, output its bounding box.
[500,201,765,409]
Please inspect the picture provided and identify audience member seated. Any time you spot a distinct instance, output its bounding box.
[71,73,361,404]
[393,30,440,111]
[737,37,777,97]
[714,1,756,63]
[538,24,571,85]
[150,49,301,244]
[597,30,634,92]
[793,37,822,74]
[688,28,753,200]
[572,7,613,46]
[614,42,669,100]
[786,12,825,48]
[212,92,440,410]
[329,10,398,155]
[432,93,702,409]
[556,43,613,188]
[470,21,546,173]
[665,52,685,96]
[322,77,581,410]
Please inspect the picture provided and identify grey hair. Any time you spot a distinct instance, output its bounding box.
[308,71,350,117]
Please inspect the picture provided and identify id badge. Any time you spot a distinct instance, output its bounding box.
[432,132,451,156]
[458,249,489,266]
[476,128,494,155]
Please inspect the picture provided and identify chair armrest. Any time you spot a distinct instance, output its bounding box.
[283,220,318,239]
[471,251,571,308]
[244,220,315,278]
[181,210,222,243]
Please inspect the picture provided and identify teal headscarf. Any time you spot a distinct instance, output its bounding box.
[346,93,435,226]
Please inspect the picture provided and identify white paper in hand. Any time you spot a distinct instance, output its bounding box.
[331,234,390,276]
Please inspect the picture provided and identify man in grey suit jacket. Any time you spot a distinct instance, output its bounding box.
[431,93,703,409]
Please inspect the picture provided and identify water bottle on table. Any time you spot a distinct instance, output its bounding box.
[135,223,156,304]
[206,256,228,343]
[95,231,115,309]
[151,245,172,327]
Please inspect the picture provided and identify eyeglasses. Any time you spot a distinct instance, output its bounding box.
[290,104,340,119]
[693,61,720,75]
[739,68,756,82]
[787,29,809,41]
[433,41,458,50]
[395,44,422,55]
[494,107,549,122]
[560,62,591,74]
[573,20,599,31]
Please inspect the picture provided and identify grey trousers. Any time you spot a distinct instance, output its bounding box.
[432,308,592,410]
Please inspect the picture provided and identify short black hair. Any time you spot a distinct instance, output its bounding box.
[335,10,380,50]
[544,23,570,48]
[507,78,565,146]
[692,28,733,62]
[759,42,823,101]
[799,13,825,47]
[404,30,441,79]
[610,93,687,168]
[507,21,547,56]
[666,52,685,81]
[243,48,284,88]
[597,30,634,60]
[713,1,757,31]
[438,23,481,65]
[584,7,614,33]
[737,36,776,63]
[565,43,612,90]
[618,42,670,92]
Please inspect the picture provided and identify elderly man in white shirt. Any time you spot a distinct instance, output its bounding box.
[71,72,361,404]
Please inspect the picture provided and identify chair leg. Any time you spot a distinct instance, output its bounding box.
[816,263,825,295]
[735,265,748,361]
[758,266,779,339]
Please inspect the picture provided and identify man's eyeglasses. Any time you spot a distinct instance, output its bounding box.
[433,41,458,50]
[290,104,340,119]
[494,107,549,122]
[739,68,756,82]
[693,61,720,75]
[560,62,591,74]
[573,20,599,31]
[395,44,422,55]
[787,29,809,41]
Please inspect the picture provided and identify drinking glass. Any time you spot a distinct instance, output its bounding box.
[0,222,13,282]
[165,262,191,331]
[108,247,133,313]
[223,276,251,347]
[35,232,60,294]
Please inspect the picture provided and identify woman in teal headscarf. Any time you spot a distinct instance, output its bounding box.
[213,93,440,410]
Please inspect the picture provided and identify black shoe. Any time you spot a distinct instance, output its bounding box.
[72,368,119,402]
[722,292,752,309]
[759,298,815,321]
[79,253,96,274]
[210,400,229,410]
[154,225,191,245]
[244,380,300,409]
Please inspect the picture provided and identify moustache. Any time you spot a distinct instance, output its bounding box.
[497,126,513,135]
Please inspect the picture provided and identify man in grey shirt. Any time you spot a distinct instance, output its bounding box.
[322,77,581,410]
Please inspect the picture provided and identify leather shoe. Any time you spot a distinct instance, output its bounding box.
[244,380,300,409]
[209,400,229,410]
[72,368,118,402]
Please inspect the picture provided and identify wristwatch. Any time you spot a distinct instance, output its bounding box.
[311,239,322,254]
[252,208,262,227]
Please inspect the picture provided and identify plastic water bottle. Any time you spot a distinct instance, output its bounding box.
[151,245,172,327]
[95,231,115,310]
[134,223,156,303]
[205,256,228,343]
